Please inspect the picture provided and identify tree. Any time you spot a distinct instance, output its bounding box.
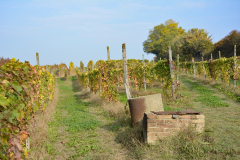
[143,19,185,60]
[176,28,213,61]
[211,30,240,59]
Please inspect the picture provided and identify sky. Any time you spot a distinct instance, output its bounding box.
[0,0,240,67]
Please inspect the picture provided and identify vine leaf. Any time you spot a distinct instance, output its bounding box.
[11,109,20,119]
[0,95,9,108]
[11,81,22,92]
[33,102,39,113]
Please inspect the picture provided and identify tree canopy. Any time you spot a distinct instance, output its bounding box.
[143,19,185,60]
[176,28,213,61]
[210,30,240,59]
[143,20,213,61]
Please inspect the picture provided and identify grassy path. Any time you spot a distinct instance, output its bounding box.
[179,75,240,158]
[42,77,129,159]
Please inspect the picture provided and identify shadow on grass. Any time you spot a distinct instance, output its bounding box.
[60,77,67,81]
[70,76,92,104]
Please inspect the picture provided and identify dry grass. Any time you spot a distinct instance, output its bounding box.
[27,83,59,160]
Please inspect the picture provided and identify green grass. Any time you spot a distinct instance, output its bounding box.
[229,78,240,86]
[117,92,127,104]
[212,83,240,102]
[183,74,240,102]
[44,77,101,159]
[181,78,229,108]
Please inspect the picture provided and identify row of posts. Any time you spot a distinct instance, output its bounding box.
[86,45,178,100]
[186,45,237,88]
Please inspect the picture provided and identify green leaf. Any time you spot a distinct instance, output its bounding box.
[33,102,39,113]
[0,95,9,108]
[7,96,14,105]
[1,135,8,144]
[19,103,25,110]
[11,81,22,92]
[0,65,7,70]
[11,109,20,119]
[23,66,28,74]
[8,116,13,123]
[0,113,3,119]
[21,83,29,89]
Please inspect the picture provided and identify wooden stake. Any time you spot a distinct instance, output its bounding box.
[185,58,188,74]
[168,46,175,100]
[107,46,110,60]
[122,43,131,99]
[143,54,146,91]
[202,57,206,79]
[117,64,119,87]
[177,54,179,84]
[87,68,90,91]
[219,51,221,59]
[36,52,40,66]
[99,72,101,94]
[234,45,237,88]
[211,53,213,60]
[192,57,196,77]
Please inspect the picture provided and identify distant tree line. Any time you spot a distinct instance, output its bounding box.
[143,19,240,62]
[209,30,240,60]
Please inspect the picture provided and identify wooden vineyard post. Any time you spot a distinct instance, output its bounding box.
[168,46,175,100]
[201,57,203,78]
[219,51,221,59]
[58,68,60,77]
[185,59,188,74]
[25,137,30,151]
[143,54,146,91]
[36,52,40,66]
[107,46,110,60]
[87,68,90,91]
[234,45,237,88]
[160,57,161,61]
[192,57,196,77]
[80,61,84,72]
[117,64,119,87]
[99,72,101,94]
[177,54,179,84]
[211,53,213,60]
[202,57,206,79]
[122,43,131,99]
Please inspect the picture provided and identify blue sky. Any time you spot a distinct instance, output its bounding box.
[1,0,240,66]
